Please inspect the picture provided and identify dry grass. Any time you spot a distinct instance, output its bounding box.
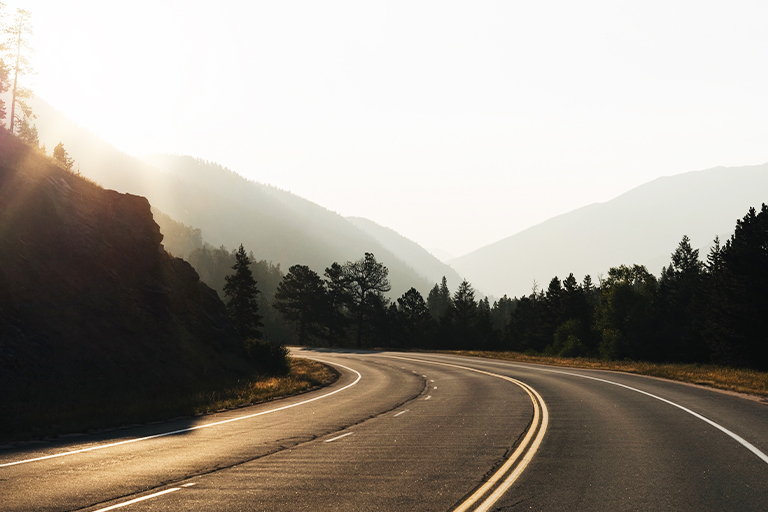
[191,357,338,414]
[441,350,768,397]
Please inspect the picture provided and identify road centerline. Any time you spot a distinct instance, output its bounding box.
[380,354,549,512]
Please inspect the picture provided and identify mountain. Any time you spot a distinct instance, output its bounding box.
[452,163,768,298]
[346,216,463,291]
[0,130,247,440]
[30,98,433,299]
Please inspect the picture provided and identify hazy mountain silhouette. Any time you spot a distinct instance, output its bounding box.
[452,163,768,298]
[346,216,463,289]
[30,98,433,298]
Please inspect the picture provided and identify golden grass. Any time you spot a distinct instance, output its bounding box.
[191,357,338,414]
[441,350,768,398]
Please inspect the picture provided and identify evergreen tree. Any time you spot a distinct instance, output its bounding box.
[595,264,658,360]
[426,283,441,320]
[273,265,326,345]
[703,205,768,369]
[52,142,75,171]
[323,262,350,344]
[448,279,478,348]
[223,244,263,340]
[658,235,706,362]
[3,8,34,136]
[0,3,8,126]
[340,253,391,346]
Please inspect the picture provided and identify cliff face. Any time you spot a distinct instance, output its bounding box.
[0,131,242,438]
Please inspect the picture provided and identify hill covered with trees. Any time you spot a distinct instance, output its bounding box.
[29,97,438,299]
[0,131,278,440]
[453,162,768,298]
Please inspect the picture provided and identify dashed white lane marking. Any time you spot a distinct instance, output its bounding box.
[1,359,362,468]
[325,432,354,443]
[91,488,181,512]
[382,354,548,512]
[394,410,408,417]
[433,386,438,389]
[425,395,432,400]
[181,483,196,487]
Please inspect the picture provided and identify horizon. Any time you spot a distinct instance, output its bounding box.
[9,0,768,256]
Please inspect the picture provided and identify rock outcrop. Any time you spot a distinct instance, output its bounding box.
[0,131,243,440]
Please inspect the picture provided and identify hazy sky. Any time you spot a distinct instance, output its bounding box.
[13,0,768,257]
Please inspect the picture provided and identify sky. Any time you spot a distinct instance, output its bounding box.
[9,0,768,257]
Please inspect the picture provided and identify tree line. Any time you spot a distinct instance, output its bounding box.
[219,204,768,372]
[0,6,78,173]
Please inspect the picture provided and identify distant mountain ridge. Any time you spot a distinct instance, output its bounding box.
[345,216,464,292]
[452,162,768,298]
[30,98,435,298]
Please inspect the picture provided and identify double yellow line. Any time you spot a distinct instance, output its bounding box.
[384,355,549,512]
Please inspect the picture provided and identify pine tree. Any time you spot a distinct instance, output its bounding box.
[223,244,263,340]
[340,253,391,346]
[273,265,326,345]
[52,142,75,171]
[4,8,34,136]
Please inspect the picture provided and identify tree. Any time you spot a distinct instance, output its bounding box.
[395,287,432,347]
[446,279,478,348]
[426,276,452,321]
[595,264,658,360]
[658,235,706,362]
[273,265,327,345]
[323,262,351,344]
[4,8,34,135]
[702,205,768,369]
[340,253,391,346]
[52,142,75,171]
[223,244,263,340]
[0,3,8,126]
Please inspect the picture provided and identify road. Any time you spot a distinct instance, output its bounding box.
[1,349,766,511]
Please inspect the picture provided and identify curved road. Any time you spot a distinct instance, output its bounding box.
[1,349,766,511]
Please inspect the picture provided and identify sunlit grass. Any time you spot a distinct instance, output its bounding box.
[191,358,338,414]
[441,350,768,397]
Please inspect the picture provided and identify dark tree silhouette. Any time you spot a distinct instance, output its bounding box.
[223,244,263,340]
[427,276,452,321]
[702,205,768,369]
[341,253,391,346]
[273,265,326,345]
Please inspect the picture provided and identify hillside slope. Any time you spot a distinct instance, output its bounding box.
[452,163,768,297]
[0,131,247,440]
[346,216,463,289]
[31,98,433,298]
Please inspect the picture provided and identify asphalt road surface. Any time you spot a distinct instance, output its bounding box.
[1,349,766,511]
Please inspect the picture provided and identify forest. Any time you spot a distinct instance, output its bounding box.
[179,204,768,372]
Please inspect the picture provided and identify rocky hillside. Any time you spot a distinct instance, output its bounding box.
[0,131,249,440]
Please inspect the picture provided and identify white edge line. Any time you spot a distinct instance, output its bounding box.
[422,354,768,466]
[325,432,354,443]
[1,358,361,468]
[393,410,408,417]
[91,487,181,512]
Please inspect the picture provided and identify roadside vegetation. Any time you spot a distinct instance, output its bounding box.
[441,350,768,398]
[1,358,335,444]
